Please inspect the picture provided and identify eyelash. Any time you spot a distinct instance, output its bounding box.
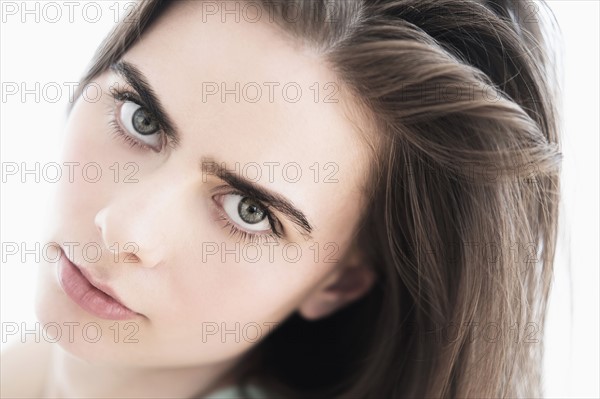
[106,86,168,152]
[106,84,283,244]
[219,216,281,244]
[212,190,283,244]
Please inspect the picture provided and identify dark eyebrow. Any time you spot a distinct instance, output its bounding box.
[110,60,181,147]
[201,159,314,239]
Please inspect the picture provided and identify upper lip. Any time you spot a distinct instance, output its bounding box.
[62,249,137,313]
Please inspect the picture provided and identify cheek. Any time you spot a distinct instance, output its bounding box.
[51,94,147,229]
[56,103,108,215]
[140,189,363,362]
[135,247,339,365]
[148,235,342,330]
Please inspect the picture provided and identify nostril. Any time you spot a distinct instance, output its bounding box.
[122,252,142,264]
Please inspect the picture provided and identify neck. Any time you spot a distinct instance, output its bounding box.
[42,344,238,399]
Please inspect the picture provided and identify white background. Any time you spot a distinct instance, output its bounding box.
[1,1,598,397]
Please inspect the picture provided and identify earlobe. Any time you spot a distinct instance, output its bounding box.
[298,254,376,321]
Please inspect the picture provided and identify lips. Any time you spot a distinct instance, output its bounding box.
[57,247,141,320]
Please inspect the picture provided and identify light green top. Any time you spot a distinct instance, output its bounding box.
[204,385,270,398]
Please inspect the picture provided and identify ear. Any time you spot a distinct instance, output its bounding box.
[298,247,376,321]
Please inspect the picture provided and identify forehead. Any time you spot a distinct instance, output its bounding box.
[121,0,372,234]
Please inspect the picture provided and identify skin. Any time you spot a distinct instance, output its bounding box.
[2,1,376,398]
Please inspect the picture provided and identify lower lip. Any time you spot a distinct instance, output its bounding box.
[57,250,139,320]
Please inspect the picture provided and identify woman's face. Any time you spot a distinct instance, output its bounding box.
[36,1,373,367]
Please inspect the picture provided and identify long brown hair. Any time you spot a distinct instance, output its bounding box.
[71,1,562,397]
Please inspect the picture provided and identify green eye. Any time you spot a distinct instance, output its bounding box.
[238,197,267,224]
[117,101,163,148]
[222,194,271,232]
[131,107,160,135]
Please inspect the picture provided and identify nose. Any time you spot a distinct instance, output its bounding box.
[94,180,177,268]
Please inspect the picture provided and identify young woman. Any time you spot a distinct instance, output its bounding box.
[1,0,562,398]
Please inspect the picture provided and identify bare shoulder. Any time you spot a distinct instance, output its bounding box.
[1,337,53,398]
